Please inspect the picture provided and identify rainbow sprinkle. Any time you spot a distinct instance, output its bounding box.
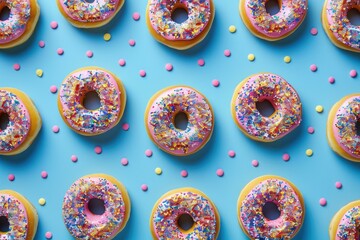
[335,206,360,239]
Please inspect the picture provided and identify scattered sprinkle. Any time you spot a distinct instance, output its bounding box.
[308,127,315,134]
[41,171,48,179]
[118,59,126,66]
[71,155,78,162]
[319,198,327,206]
[216,169,224,177]
[335,182,342,189]
[229,25,236,33]
[310,64,317,72]
[228,150,236,158]
[36,69,43,77]
[13,63,20,71]
[94,146,102,154]
[57,48,64,55]
[103,33,111,41]
[328,76,335,84]
[198,59,205,66]
[122,123,130,131]
[350,70,357,78]
[139,70,146,77]
[129,39,136,46]
[145,149,153,157]
[306,149,313,156]
[165,63,173,71]
[284,56,291,63]
[50,86,57,93]
[132,12,140,21]
[141,184,148,191]
[248,53,255,61]
[315,105,324,113]
[52,125,60,133]
[224,49,231,57]
[121,158,128,166]
[50,21,58,29]
[45,232,53,239]
[39,41,45,48]
[282,153,290,161]
[310,28,318,35]
[212,79,220,87]
[38,198,46,206]
[86,50,93,58]
[155,167,162,175]
[252,160,259,167]
[8,174,15,181]
[180,170,188,178]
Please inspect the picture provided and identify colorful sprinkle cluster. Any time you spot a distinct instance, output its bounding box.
[60,0,119,22]
[245,0,307,38]
[325,0,360,51]
[239,178,304,239]
[148,0,212,40]
[59,69,121,135]
[152,191,217,239]
[0,90,30,153]
[0,194,29,239]
[336,206,360,239]
[334,96,360,158]
[0,0,31,44]
[62,176,126,239]
[147,87,213,155]
[233,73,302,141]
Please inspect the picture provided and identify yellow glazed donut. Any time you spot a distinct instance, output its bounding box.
[150,187,220,239]
[146,0,215,50]
[0,0,40,49]
[58,67,126,136]
[56,0,125,28]
[0,88,42,156]
[62,174,131,239]
[329,200,360,239]
[0,190,38,240]
[237,175,305,239]
[327,94,360,162]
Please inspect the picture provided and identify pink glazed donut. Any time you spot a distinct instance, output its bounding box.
[145,86,214,156]
[239,0,308,40]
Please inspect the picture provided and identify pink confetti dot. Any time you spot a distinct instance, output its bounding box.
[216,169,224,177]
[71,155,78,162]
[350,70,357,78]
[228,150,235,158]
[198,59,205,66]
[94,146,102,154]
[129,39,136,46]
[212,79,220,87]
[310,64,317,72]
[121,158,128,166]
[139,70,146,77]
[122,123,130,131]
[141,184,148,191]
[319,198,327,206]
[252,160,259,167]
[50,21,58,29]
[165,63,173,71]
[86,50,93,58]
[13,63,20,71]
[328,76,335,84]
[132,12,140,21]
[38,41,45,48]
[282,153,290,161]
[181,170,188,178]
[335,182,342,189]
[45,232,53,239]
[50,86,58,93]
[8,174,15,181]
[145,149,153,157]
[41,171,48,179]
[57,48,64,55]
[308,127,315,134]
[118,59,126,66]
[310,28,318,35]
[224,49,231,57]
[52,125,60,133]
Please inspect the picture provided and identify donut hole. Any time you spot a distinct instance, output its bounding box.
[85,0,95,3]
[0,216,10,232]
[88,198,105,215]
[171,6,188,24]
[82,91,101,110]
[262,201,281,220]
[0,112,9,131]
[347,8,360,26]
[256,99,275,117]
[0,6,10,21]
[174,111,189,130]
[265,0,280,16]
[356,120,360,136]
[177,213,194,232]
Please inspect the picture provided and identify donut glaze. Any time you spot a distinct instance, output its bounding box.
[237,176,305,239]
[58,67,126,136]
[327,94,360,162]
[231,73,302,142]
[239,0,308,40]
[322,0,360,52]
[57,0,125,28]
[150,188,220,239]
[0,0,40,48]
[146,0,215,49]
[145,86,214,156]
[62,174,131,240]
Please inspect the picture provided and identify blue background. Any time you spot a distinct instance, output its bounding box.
[0,0,360,239]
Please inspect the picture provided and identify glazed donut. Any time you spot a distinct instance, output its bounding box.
[150,187,220,239]
[57,0,124,28]
[237,175,305,239]
[62,174,131,239]
[322,0,360,52]
[145,86,214,156]
[231,73,302,142]
[58,67,126,136]
[0,190,38,240]
[0,88,42,155]
[327,94,360,162]
[146,0,215,50]
[329,200,360,239]
[0,0,40,49]
[239,0,308,41]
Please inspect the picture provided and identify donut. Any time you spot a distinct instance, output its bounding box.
[150,187,220,239]
[0,190,38,239]
[0,0,40,49]
[145,86,214,156]
[0,88,42,155]
[62,174,131,239]
[237,175,305,239]
[322,0,360,53]
[231,73,302,142]
[327,94,360,162]
[239,0,308,41]
[329,200,360,239]
[58,67,126,136]
[57,0,125,28]
[146,0,215,50]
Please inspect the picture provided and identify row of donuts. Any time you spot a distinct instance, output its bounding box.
[1,68,360,162]
[1,174,359,239]
[1,0,359,52]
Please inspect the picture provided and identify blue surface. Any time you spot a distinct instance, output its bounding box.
[0,0,359,239]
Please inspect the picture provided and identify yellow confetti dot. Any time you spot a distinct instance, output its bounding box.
[316,105,324,113]
[103,33,111,41]
[229,25,236,33]
[248,54,255,61]
[306,149,313,156]
[155,167,162,175]
[38,198,46,206]
[284,56,291,63]
[36,69,43,77]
